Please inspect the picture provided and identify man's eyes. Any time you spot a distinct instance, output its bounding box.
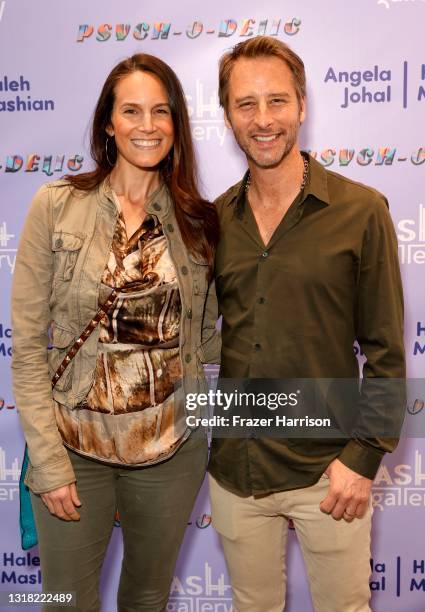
[237,99,287,109]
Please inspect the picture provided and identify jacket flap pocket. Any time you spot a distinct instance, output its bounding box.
[51,326,75,349]
[52,232,83,252]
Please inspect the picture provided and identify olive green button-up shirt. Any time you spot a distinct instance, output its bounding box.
[208,153,405,496]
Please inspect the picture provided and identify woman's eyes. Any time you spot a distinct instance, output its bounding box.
[122,107,170,116]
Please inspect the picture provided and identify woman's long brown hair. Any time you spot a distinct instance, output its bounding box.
[65,53,219,277]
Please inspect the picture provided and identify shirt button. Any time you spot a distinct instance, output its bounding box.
[181,266,189,275]
[254,343,261,351]
[185,354,192,363]
[167,223,174,232]
[261,251,269,258]
[55,238,63,248]
[153,202,161,211]
[258,297,265,304]
[186,308,192,319]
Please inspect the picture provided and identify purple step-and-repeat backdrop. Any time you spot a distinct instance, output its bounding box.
[1,0,425,610]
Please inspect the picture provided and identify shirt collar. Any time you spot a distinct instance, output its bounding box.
[300,153,331,206]
[231,151,331,216]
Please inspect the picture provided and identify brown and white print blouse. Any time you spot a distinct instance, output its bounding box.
[58,208,189,465]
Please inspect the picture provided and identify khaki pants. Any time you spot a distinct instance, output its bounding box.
[31,437,207,612]
[209,474,372,612]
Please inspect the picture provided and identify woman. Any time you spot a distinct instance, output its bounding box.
[11,53,220,612]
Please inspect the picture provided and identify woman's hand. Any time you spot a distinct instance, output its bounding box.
[41,483,82,521]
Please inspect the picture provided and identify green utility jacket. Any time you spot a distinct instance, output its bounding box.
[12,179,220,493]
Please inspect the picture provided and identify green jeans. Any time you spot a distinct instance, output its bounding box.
[31,436,208,612]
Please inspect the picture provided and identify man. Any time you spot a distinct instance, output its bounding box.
[208,36,405,612]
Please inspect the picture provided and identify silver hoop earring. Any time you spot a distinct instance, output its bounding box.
[105,137,115,167]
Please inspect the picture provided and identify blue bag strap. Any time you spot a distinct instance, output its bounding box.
[19,445,38,550]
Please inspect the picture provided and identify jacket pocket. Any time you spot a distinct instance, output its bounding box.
[52,232,84,282]
[48,325,76,391]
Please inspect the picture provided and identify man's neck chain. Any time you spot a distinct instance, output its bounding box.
[245,156,309,194]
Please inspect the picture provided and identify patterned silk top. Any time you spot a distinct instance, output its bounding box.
[73,208,187,465]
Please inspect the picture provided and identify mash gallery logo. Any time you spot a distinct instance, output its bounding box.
[0,75,54,113]
[169,563,232,611]
[309,147,425,167]
[1,154,85,175]
[76,17,301,43]
[0,223,16,275]
[397,204,425,265]
[0,222,14,248]
[0,447,20,503]
[372,450,425,511]
[187,80,227,147]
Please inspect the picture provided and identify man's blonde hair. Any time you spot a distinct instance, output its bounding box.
[218,36,306,112]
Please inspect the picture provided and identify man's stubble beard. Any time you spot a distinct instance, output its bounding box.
[231,119,300,170]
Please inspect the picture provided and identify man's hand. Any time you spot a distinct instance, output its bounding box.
[41,483,81,521]
[319,459,372,522]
